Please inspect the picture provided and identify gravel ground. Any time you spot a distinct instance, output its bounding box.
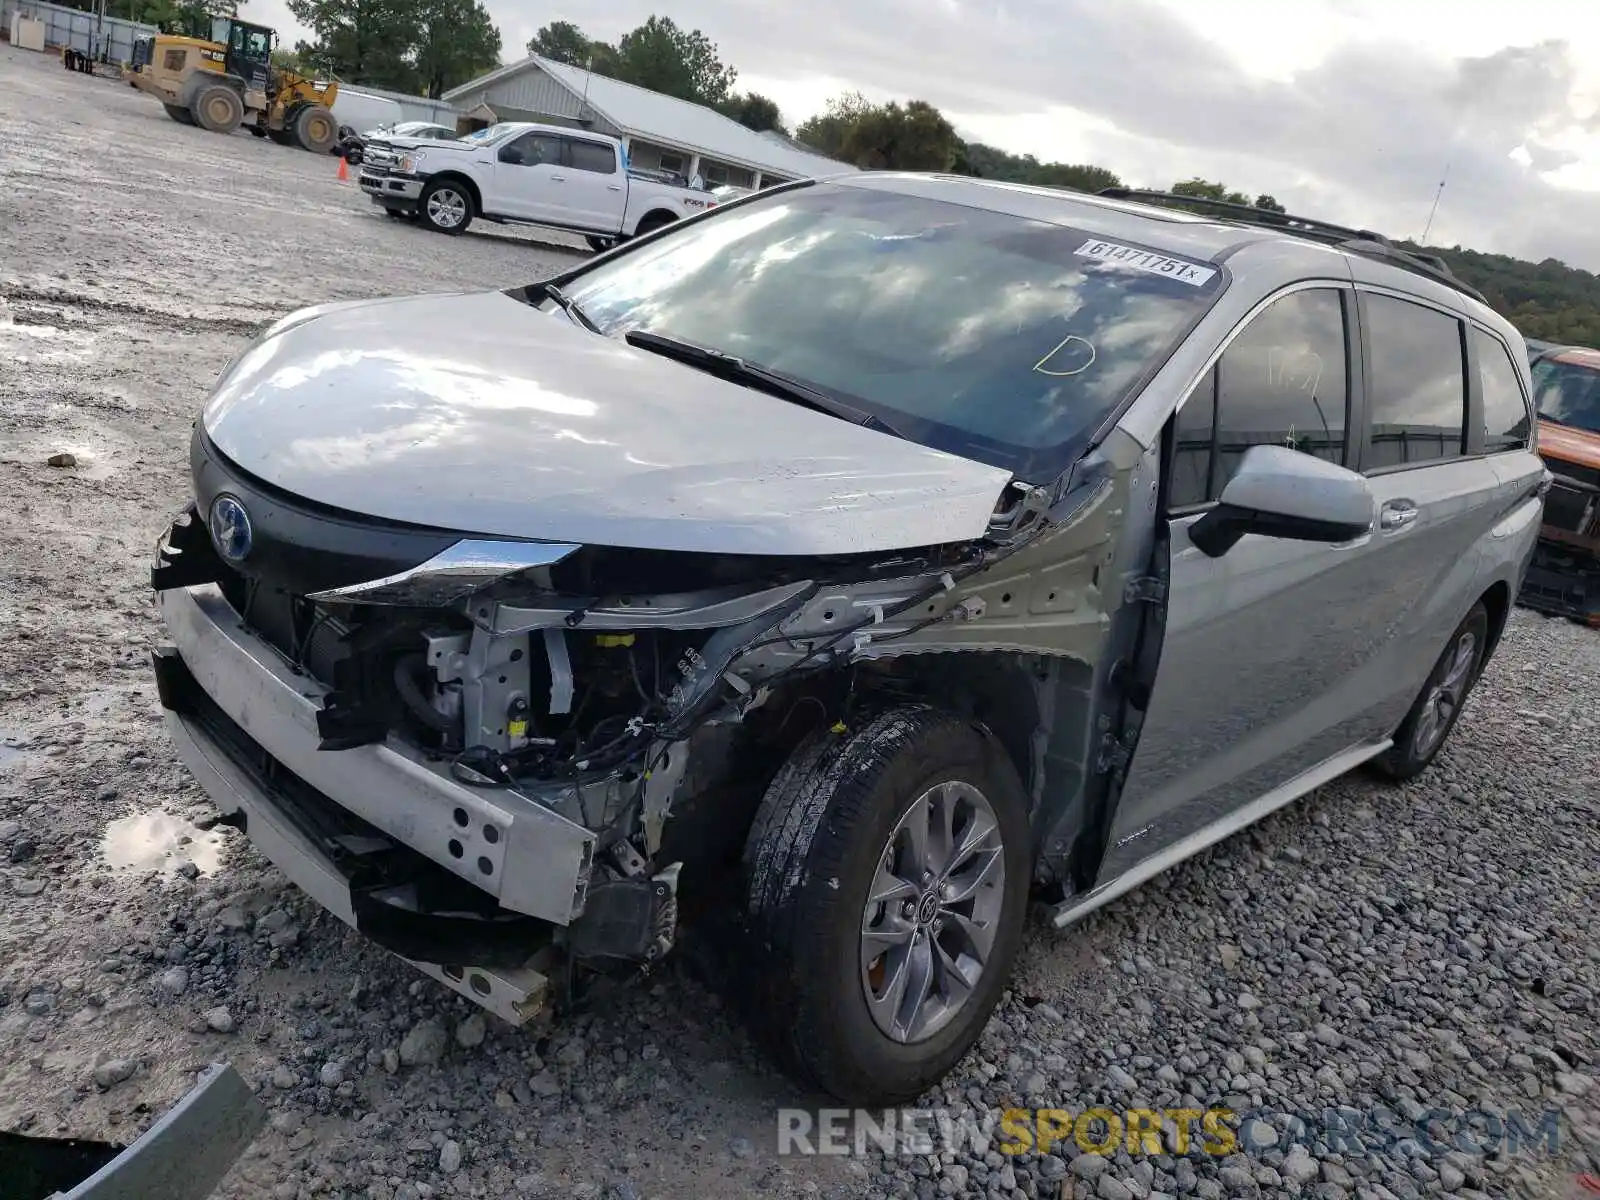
[2,43,1598,1200]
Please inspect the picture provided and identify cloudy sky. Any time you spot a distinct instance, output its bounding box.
[250,0,1600,269]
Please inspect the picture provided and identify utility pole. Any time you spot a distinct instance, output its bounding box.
[1420,159,1450,246]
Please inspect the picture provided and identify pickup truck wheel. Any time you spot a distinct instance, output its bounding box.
[1369,601,1489,782]
[634,213,677,237]
[420,179,473,234]
[739,706,1030,1105]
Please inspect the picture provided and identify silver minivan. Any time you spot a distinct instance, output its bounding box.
[150,175,1544,1105]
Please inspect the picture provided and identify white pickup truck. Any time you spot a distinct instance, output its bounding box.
[357,121,719,248]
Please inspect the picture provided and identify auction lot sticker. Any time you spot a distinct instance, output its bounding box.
[1076,239,1217,286]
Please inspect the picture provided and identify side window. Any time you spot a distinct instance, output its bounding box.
[1363,294,1467,469]
[566,139,617,174]
[1168,366,1218,510]
[1475,329,1532,452]
[1167,288,1349,510]
[509,133,561,165]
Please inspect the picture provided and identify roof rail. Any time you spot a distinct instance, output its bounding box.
[1095,188,1487,306]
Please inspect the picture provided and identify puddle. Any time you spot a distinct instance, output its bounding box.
[101,810,226,876]
[0,731,25,771]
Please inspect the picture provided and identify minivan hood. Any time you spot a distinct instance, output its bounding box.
[201,291,1015,556]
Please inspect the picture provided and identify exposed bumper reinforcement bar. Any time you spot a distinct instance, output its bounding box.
[157,584,596,925]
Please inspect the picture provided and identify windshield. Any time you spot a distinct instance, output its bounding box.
[560,182,1226,476]
[461,123,517,144]
[1532,356,1600,434]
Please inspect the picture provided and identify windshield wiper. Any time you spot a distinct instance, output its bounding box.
[543,283,599,333]
[623,329,904,438]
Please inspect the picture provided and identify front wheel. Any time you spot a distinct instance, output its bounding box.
[419,178,473,234]
[739,706,1030,1105]
[1369,601,1489,781]
[163,103,194,126]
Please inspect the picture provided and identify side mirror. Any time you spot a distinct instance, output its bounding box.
[1189,444,1373,558]
[498,146,524,165]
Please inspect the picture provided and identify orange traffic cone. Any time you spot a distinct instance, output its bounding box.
[337,155,349,182]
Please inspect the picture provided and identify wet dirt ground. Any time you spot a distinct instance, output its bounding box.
[2,42,1598,1200]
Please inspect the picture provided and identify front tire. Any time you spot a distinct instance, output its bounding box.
[739,706,1030,1105]
[163,103,195,126]
[419,178,473,234]
[191,84,243,135]
[1370,601,1489,781]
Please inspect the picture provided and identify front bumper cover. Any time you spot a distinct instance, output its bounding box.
[360,170,424,205]
[154,584,601,1022]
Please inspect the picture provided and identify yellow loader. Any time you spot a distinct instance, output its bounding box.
[126,15,340,154]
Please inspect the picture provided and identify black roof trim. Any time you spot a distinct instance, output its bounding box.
[1096,188,1487,306]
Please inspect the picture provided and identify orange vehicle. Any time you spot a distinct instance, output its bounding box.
[1522,344,1600,624]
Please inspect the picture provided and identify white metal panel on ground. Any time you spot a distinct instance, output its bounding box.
[9,13,44,50]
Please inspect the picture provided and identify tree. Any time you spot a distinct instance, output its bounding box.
[611,16,736,107]
[287,0,500,95]
[286,0,415,89]
[795,91,878,159]
[720,91,783,134]
[527,20,593,66]
[1254,194,1286,213]
[1033,162,1122,193]
[1171,177,1252,205]
[845,99,960,170]
[411,0,500,98]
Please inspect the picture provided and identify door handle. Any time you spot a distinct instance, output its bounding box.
[550,174,566,182]
[606,184,623,191]
[1379,500,1419,530]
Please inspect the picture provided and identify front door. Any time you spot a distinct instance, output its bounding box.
[485,130,565,222]
[1102,283,1405,880]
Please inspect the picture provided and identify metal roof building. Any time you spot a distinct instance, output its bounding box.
[442,55,855,190]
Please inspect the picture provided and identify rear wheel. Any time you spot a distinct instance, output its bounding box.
[634,212,677,237]
[419,178,473,234]
[162,103,194,126]
[1369,601,1489,781]
[739,706,1030,1104]
[293,104,338,154]
[191,84,243,135]
[585,234,620,253]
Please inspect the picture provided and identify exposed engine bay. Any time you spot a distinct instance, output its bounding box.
[152,436,1136,1020]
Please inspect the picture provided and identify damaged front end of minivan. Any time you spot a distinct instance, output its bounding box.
[149,404,1147,1029]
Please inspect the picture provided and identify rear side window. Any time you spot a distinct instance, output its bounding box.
[1475,329,1532,452]
[1166,288,1349,509]
[1364,294,1466,469]
[566,140,616,174]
